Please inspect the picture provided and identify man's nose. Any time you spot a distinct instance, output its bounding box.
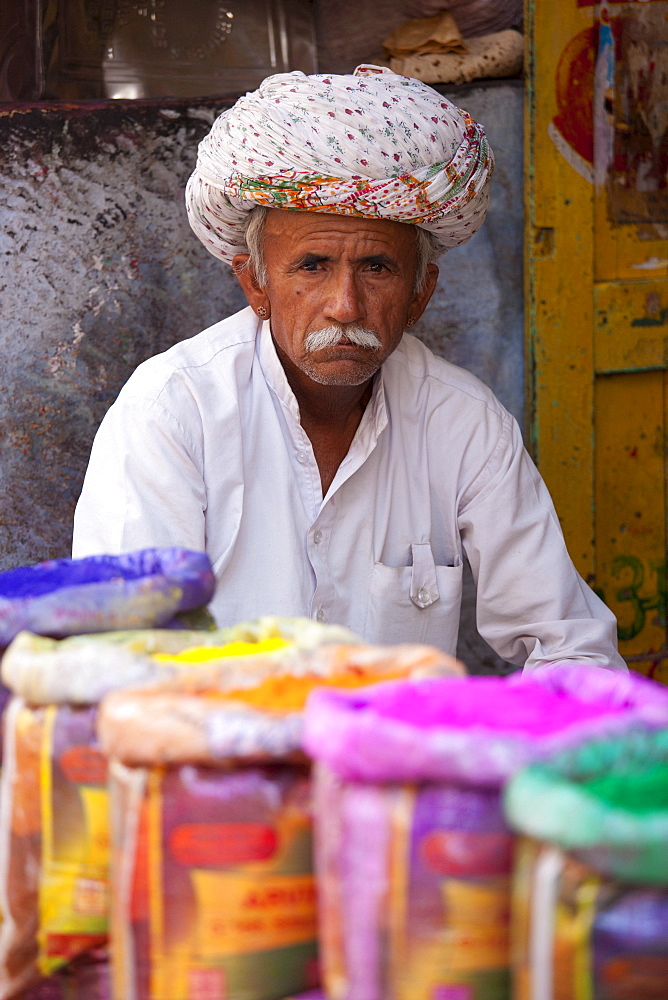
[324,268,365,324]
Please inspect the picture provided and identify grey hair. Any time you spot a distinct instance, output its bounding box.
[242,205,440,293]
[243,205,270,287]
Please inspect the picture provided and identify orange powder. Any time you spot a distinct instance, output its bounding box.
[223,668,408,712]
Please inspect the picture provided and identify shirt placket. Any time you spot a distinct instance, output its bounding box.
[306,390,387,627]
[258,322,386,627]
[307,495,338,624]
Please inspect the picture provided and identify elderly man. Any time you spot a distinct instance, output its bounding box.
[73,66,626,672]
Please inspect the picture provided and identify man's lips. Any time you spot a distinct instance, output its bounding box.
[313,339,379,352]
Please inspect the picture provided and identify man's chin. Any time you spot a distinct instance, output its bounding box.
[299,358,381,386]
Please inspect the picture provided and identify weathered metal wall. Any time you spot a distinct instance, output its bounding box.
[0,99,246,567]
[0,81,522,672]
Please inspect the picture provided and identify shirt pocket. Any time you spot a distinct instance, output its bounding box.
[365,542,463,651]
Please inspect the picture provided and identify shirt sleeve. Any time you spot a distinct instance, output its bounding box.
[458,413,627,672]
[72,396,207,558]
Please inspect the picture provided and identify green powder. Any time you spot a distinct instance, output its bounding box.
[583,762,668,813]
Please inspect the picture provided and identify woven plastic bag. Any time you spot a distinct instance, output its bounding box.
[506,728,668,1000]
[301,666,668,1000]
[0,618,360,998]
[509,838,668,1000]
[99,642,463,1000]
[504,727,668,885]
[1,616,356,706]
[0,549,216,648]
[0,547,215,757]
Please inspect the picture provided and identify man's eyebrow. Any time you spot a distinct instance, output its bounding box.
[357,253,399,269]
[287,252,331,271]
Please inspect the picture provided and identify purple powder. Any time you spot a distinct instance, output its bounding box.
[0,548,215,646]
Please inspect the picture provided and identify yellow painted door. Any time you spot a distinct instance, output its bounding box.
[526,0,668,680]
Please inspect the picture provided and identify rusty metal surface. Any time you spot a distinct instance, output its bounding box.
[0,99,247,567]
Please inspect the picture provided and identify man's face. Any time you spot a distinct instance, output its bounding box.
[235,210,438,388]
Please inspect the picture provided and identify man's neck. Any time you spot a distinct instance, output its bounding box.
[275,344,375,495]
[275,341,374,427]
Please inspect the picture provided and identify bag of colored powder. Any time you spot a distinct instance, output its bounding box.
[0,547,216,763]
[109,758,318,1000]
[505,729,668,1000]
[0,617,359,998]
[99,642,463,1000]
[301,666,668,1000]
[0,549,216,648]
[97,640,463,765]
[1,616,357,706]
[0,698,111,998]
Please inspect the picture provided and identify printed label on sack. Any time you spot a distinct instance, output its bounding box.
[169,822,278,867]
[191,871,317,956]
[38,706,110,975]
[388,785,512,1000]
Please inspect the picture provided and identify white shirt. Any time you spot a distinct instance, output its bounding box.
[73,306,626,672]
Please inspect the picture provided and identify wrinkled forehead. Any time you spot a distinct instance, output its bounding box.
[262,209,421,263]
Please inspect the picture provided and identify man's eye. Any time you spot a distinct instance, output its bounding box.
[366,261,389,273]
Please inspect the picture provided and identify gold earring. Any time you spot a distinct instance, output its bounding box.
[257,306,268,318]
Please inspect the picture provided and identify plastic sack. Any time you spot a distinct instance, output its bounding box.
[302,664,668,785]
[314,764,513,1000]
[0,699,110,996]
[110,759,318,1000]
[302,666,668,1000]
[1,617,358,706]
[0,617,358,998]
[510,837,668,1000]
[97,642,464,766]
[6,948,111,1000]
[504,728,668,886]
[0,549,216,648]
[18,948,110,999]
[102,641,461,1000]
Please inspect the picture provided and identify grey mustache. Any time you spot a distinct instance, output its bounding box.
[304,325,383,352]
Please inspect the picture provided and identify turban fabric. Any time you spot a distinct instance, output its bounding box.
[186,64,494,264]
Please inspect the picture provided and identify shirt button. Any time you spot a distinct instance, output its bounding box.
[313,529,322,544]
[296,450,308,464]
[316,609,325,623]
[417,587,430,605]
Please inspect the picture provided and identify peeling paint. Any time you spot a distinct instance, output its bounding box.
[632,257,668,270]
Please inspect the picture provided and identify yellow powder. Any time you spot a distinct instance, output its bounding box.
[153,637,292,665]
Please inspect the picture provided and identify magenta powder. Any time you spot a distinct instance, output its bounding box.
[363,677,628,736]
[302,665,668,785]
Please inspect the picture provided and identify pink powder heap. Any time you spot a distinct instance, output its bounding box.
[363,676,628,736]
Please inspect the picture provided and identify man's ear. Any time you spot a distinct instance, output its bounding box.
[232,254,270,317]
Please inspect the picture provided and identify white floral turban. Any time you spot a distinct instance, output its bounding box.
[186,64,494,264]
